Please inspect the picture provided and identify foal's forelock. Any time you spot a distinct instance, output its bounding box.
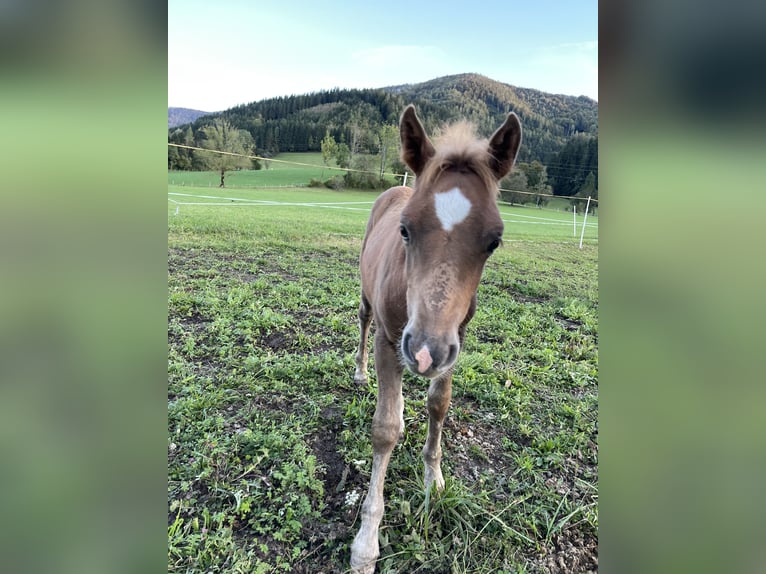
[417,123,501,198]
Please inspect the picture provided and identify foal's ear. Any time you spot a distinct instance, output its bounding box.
[400,105,435,176]
[487,112,522,180]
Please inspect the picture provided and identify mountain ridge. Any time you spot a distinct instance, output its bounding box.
[169,73,597,170]
[168,107,214,128]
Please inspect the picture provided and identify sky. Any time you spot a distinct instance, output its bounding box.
[168,0,597,112]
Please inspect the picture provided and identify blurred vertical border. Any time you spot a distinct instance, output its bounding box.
[600,1,766,573]
[0,1,167,573]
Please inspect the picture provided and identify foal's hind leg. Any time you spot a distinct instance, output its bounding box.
[350,330,404,574]
[422,372,452,491]
[354,294,372,385]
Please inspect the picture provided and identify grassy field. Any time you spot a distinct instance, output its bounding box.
[168,153,597,217]
[167,185,597,244]
[168,186,598,573]
[168,152,351,189]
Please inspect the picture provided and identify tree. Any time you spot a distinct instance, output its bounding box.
[520,160,546,189]
[195,118,255,187]
[334,142,351,169]
[499,170,528,205]
[520,160,552,208]
[572,170,598,213]
[320,131,338,167]
[167,126,194,170]
[578,171,596,198]
[347,110,364,158]
[548,135,598,198]
[377,124,399,178]
[344,154,379,189]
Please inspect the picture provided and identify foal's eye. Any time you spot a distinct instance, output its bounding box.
[487,237,501,254]
[400,225,410,243]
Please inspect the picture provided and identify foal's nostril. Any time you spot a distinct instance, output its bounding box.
[445,344,459,367]
[401,332,413,361]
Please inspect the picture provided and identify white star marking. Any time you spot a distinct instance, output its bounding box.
[434,187,472,232]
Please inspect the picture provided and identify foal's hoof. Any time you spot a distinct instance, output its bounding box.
[424,466,445,493]
[350,563,375,574]
[350,528,378,573]
[350,547,377,574]
[354,374,368,386]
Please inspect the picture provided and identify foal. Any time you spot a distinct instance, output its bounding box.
[350,105,522,573]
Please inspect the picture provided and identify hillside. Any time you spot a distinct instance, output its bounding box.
[384,74,597,161]
[168,107,214,128]
[168,74,597,195]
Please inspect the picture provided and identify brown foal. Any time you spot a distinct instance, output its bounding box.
[350,105,522,573]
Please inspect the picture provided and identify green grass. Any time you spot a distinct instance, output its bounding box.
[168,185,597,244]
[168,152,349,189]
[168,153,597,217]
[168,186,598,573]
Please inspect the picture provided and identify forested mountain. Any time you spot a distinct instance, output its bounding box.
[168,107,214,128]
[546,134,598,200]
[168,73,597,196]
[384,74,597,162]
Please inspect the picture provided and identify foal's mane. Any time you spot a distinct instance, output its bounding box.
[418,120,499,195]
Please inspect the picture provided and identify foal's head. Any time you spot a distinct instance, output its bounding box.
[398,106,522,379]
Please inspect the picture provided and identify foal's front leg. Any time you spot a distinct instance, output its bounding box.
[422,313,469,490]
[350,331,404,574]
[423,373,452,491]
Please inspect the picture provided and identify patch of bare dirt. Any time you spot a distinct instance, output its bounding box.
[443,409,519,485]
[310,407,366,514]
[555,314,582,331]
[294,407,371,573]
[255,325,300,352]
[536,529,598,574]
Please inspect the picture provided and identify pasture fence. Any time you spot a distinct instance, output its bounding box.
[167,143,598,244]
[168,143,598,207]
[166,188,597,246]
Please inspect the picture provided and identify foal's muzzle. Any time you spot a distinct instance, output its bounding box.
[401,331,459,378]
